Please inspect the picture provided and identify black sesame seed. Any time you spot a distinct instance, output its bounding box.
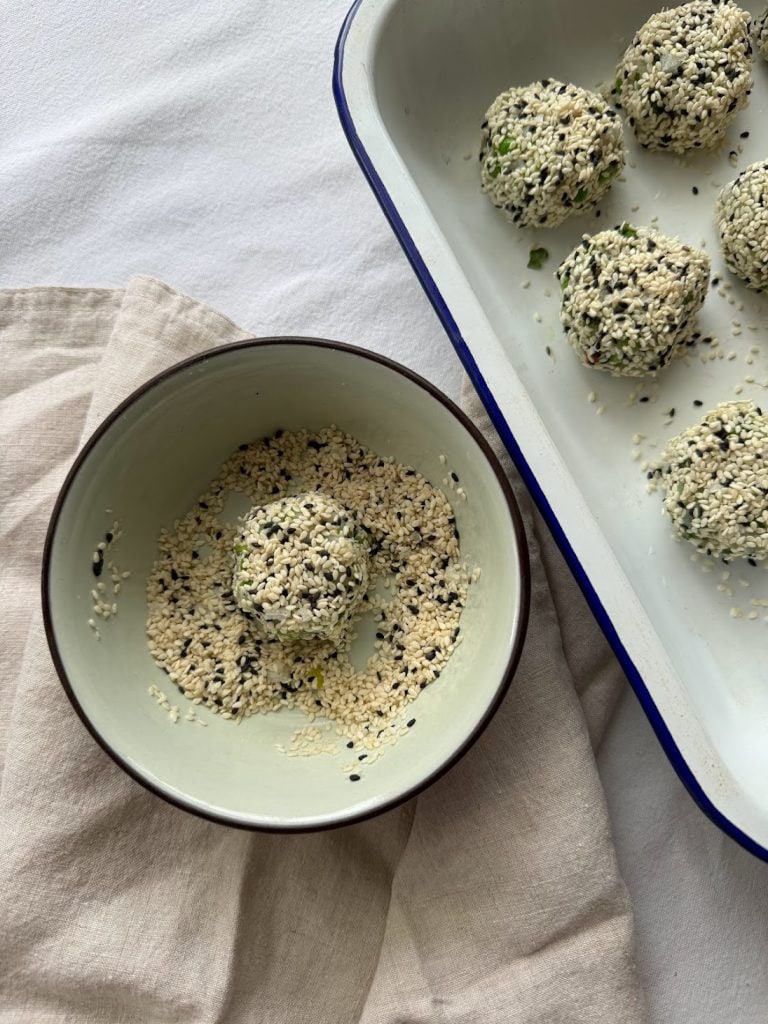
[406,719,416,728]
[349,774,361,782]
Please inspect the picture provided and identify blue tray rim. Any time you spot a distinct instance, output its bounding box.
[332,0,768,863]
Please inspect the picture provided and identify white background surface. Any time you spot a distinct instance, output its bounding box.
[2,1,767,1020]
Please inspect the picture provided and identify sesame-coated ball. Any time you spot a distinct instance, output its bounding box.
[654,401,768,561]
[479,78,625,228]
[615,0,753,153]
[717,160,768,291]
[556,224,710,377]
[233,494,370,641]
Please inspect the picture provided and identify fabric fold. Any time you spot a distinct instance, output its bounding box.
[0,279,646,1024]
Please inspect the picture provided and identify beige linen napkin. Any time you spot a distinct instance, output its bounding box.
[0,277,647,1024]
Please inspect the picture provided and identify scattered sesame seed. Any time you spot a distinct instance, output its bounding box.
[145,428,471,759]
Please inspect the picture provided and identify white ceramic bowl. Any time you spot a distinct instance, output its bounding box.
[43,338,529,831]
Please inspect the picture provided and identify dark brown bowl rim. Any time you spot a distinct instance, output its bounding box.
[41,336,530,832]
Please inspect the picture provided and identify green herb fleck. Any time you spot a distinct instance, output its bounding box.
[598,164,620,185]
[527,247,550,270]
[574,187,588,205]
[560,274,570,290]
[310,665,325,689]
[497,137,514,156]
[618,222,638,239]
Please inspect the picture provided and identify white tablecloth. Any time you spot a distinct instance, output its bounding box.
[2,2,767,1020]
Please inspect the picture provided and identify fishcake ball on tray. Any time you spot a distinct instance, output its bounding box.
[615,0,753,153]
[479,78,625,228]
[555,224,710,377]
[755,6,768,60]
[717,160,768,292]
[233,493,370,642]
[651,401,768,562]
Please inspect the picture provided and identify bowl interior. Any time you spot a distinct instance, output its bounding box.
[45,340,526,829]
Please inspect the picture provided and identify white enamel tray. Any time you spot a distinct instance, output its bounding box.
[335,0,768,858]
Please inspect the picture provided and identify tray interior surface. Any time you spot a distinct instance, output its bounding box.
[362,0,768,836]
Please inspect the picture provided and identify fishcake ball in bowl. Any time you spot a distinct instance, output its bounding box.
[233,493,371,642]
